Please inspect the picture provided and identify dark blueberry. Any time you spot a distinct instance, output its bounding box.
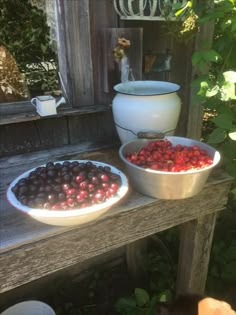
[47,170,57,178]
[58,192,66,201]
[104,166,111,173]
[11,185,19,195]
[46,162,54,168]
[63,174,71,182]
[38,186,45,193]
[48,194,57,202]
[72,166,80,174]
[27,200,35,208]
[44,185,52,193]
[29,184,37,193]
[54,177,62,184]
[18,185,28,195]
[40,173,47,180]
[20,197,28,206]
[34,197,45,207]
[53,185,62,192]
[72,161,79,166]
[55,163,62,169]
[61,166,68,173]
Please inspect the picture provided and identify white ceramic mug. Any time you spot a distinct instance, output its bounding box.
[31,95,65,116]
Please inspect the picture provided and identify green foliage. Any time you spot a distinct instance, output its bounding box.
[115,288,172,315]
[0,0,59,95]
[115,229,178,315]
[191,0,236,183]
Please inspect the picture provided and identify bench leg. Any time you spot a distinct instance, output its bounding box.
[176,212,217,295]
[126,238,148,282]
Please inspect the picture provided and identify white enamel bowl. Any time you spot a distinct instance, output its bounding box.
[0,301,55,315]
[6,160,129,226]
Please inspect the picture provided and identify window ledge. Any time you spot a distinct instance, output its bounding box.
[0,101,111,125]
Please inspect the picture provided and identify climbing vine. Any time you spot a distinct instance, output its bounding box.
[191,0,236,194]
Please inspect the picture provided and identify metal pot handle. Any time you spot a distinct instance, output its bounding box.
[137,131,165,139]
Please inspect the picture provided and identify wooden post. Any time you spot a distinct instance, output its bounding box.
[187,0,215,139]
[176,213,217,294]
[126,238,148,283]
[178,0,216,294]
[55,0,94,107]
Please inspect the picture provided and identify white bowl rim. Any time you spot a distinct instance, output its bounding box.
[0,300,56,315]
[113,80,181,96]
[119,136,221,175]
[6,160,129,218]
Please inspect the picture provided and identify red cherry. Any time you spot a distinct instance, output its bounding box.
[100,174,109,182]
[62,183,70,191]
[66,188,76,196]
[51,203,60,210]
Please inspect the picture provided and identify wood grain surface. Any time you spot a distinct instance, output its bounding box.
[0,145,232,294]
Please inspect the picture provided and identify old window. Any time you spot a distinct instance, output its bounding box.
[0,0,61,104]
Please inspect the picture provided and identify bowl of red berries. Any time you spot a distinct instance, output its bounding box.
[119,136,221,199]
[7,160,128,226]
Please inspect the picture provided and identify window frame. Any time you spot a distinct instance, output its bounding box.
[0,0,97,123]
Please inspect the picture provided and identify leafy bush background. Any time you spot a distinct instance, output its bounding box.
[0,0,59,97]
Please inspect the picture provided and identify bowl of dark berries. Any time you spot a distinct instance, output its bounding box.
[119,136,220,199]
[7,160,129,226]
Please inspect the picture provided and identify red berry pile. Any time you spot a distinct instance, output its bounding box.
[125,140,213,172]
[11,161,122,210]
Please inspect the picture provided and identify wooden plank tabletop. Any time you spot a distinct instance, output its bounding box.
[0,144,233,293]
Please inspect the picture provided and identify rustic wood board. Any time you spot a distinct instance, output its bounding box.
[56,0,94,106]
[0,106,118,156]
[177,212,217,294]
[0,104,112,126]
[0,146,232,293]
[35,117,68,147]
[68,110,119,144]
[0,122,42,156]
[89,0,118,105]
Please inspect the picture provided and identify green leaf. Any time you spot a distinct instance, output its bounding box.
[197,81,209,96]
[232,19,236,31]
[221,261,236,282]
[206,85,219,97]
[192,52,203,66]
[40,43,47,54]
[115,297,137,314]
[223,71,236,83]
[207,128,226,144]
[229,131,236,140]
[231,187,236,199]
[219,71,236,100]
[158,290,172,302]
[134,288,150,307]
[223,246,236,262]
[212,113,233,129]
[203,49,222,62]
[221,141,236,159]
[225,161,236,178]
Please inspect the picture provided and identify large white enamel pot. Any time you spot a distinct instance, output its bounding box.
[112,80,181,144]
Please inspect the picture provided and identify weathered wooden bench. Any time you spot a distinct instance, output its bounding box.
[0,143,232,295]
